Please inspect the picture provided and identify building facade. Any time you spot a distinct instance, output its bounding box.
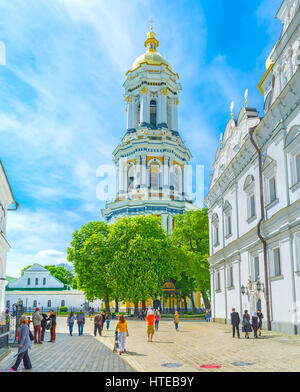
[5,264,102,312]
[205,0,300,334]
[101,26,201,311]
[0,160,17,313]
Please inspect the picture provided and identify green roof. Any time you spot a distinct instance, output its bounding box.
[5,287,69,292]
[6,276,18,284]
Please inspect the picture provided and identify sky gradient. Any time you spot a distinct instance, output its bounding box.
[0,0,283,276]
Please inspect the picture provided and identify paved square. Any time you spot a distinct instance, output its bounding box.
[0,316,299,372]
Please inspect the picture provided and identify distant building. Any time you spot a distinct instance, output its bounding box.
[5,264,101,312]
[0,160,17,313]
[205,0,300,334]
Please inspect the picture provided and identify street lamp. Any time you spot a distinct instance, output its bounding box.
[241,285,246,295]
[257,280,264,293]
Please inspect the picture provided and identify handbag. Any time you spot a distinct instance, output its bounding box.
[29,329,34,341]
[46,320,52,330]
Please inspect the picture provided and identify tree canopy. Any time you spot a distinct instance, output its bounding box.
[171,209,210,309]
[67,221,113,311]
[106,215,174,307]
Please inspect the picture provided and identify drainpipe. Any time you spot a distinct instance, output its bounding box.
[249,127,272,331]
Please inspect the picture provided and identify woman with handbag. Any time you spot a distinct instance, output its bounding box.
[9,318,33,372]
[115,315,129,355]
[242,310,252,339]
[47,309,56,342]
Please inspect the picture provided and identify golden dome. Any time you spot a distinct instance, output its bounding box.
[131,27,170,70]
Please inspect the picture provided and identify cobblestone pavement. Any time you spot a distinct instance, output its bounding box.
[0,317,299,372]
[0,317,134,372]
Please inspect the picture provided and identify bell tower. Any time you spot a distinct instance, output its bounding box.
[101,26,198,231]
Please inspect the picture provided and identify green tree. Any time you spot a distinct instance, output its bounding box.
[67,221,113,312]
[172,209,211,309]
[107,215,174,314]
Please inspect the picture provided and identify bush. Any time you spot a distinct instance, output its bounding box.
[59,306,68,312]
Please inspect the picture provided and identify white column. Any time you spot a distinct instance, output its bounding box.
[157,95,162,125]
[168,216,173,234]
[127,97,135,130]
[160,93,167,126]
[135,156,140,190]
[140,93,148,125]
[173,99,178,132]
[163,156,169,198]
[161,214,168,231]
[141,156,147,188]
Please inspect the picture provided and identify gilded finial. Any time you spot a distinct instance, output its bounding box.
[244,89,248,107]
[230,101,234,118]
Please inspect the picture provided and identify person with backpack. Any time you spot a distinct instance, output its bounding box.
[76,309,85,336]
[40,313,48,342]
[32,308,42,344]
[9,318,33,372]
[94,312,103,336]
[242,310,252,339]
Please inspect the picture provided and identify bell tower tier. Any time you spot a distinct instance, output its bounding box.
[101,27,198,230]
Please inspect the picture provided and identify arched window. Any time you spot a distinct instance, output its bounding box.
[127,164,135,192]
[149,162,160,190]
[150,100,157,128]
[212,213,220,247]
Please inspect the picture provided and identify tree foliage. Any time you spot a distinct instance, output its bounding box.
[67,221,113,310]
[171,209,210,308]
[106,215,174,306]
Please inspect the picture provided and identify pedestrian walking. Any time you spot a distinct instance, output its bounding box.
[47,309,57,343]
[205,308,211,322]
[41,313,48,342]
[115,315,128,355]
[94,312,103,336]
[89,307,94,321]
[146,308,155,341]
[106,311,111,330]
[101,311,106,330]
[67,311,76,336]
[9,318,33,372]
[154,309,160,331]
[174,311,179,331]
[257,309,264,336]
[32,308,42,344]
[230,308,240,338]
[252,312,259,338]
[242,310,252,339]
[76,309,85,336]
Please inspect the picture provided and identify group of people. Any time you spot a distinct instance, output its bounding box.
[231,308,264,339]
[8,308,57,372]
[66,309,112,337]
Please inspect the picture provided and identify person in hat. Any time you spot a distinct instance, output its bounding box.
[146,308,155,342]
[32,308,42,344]
[9,318,33,372]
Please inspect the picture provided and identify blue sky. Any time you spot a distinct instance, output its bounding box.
[0,0,283,276]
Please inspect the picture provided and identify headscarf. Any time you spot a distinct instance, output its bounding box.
[147,310,153,316]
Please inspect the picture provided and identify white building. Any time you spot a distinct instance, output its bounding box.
[0,160,17,313]
[5,264,102,312]
[205,0,300,334]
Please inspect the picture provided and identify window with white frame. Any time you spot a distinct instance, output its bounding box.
[27,278,31,285]
[223,201,232,238]
[215,270,221,291]
[263,156,278,206]
[243,175,256,220]
[35,277,38,286]
[33,300,37,308]
[212,213,220,246]
[250,255,260,281]
[285,126,300,188]
[227,265,234,287]
[270,247,282,277]
[43,277,46,285]
[47,300,51,308]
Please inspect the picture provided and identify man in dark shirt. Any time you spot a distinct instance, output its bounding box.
[231,308,240,338]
